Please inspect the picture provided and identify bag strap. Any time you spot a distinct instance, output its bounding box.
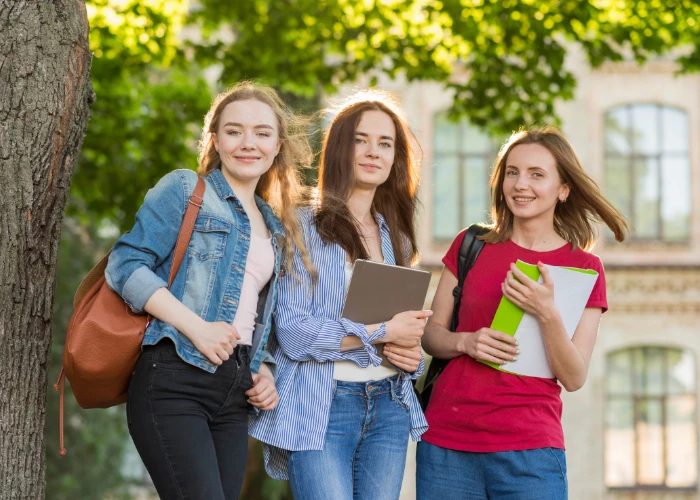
[71,176,207,308]
[415,224,490,411]
[449,224,488,331]
[168,176,206,287]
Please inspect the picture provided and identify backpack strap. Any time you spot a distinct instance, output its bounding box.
[450,224,489,331]
[417,224,489,411]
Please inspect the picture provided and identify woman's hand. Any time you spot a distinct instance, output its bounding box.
[246,364,279,410]
[502,261,556,318]
[461,327,519,364]
[187,321,241,365]
[383,343,422,372]
[384,310,432,348]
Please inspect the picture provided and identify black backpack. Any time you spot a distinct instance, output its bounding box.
[418,224,489,410]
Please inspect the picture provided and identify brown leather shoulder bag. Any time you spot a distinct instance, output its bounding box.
[53,176,206,455]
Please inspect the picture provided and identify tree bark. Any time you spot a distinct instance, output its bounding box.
[0,1,93,497]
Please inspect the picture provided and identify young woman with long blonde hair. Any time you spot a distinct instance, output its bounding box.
[105,82,312,499]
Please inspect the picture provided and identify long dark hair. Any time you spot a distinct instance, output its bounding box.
[314,91,421,267]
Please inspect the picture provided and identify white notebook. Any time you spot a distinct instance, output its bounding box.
[486,260,599,378]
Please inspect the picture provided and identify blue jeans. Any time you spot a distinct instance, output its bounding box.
[416,442,568,500]
[288,376,411,500]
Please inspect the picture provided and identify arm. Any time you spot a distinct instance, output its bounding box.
[143,288,240,366]
[538,306,601,392]
[384,343,424,378]
[275,225,429,365]
[422,268,465,358]
[105,172,241,366]
[105,172,185,313]
[423,267,518,363]
[246,362,279,410]
[503,261,600,391]
[275,235,386,365]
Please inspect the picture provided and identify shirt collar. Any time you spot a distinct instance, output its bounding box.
[373,212,389,233]
[206,169,285,238]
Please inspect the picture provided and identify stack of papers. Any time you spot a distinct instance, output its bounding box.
[482,260,599,378]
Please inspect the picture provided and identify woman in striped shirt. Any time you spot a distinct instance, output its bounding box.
[250,90,430,499]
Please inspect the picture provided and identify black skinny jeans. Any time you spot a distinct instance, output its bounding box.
[127,340,253,500]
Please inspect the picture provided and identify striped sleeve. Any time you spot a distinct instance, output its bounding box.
[274,222,385,366]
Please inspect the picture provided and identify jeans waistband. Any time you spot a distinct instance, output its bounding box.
[335,374,402,394]
[147,338,251,367]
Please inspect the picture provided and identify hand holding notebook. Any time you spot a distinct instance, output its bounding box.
[341,259,432,324]
[483,260,599,378]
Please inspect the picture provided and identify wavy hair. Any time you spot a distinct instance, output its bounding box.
[484,126,628,251]
[198,81,315,275]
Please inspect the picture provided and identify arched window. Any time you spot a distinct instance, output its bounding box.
[606,346,697,490]
[432,112,496,241]
[604,104,691,242]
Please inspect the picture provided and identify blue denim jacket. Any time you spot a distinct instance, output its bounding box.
[105,168,284,375]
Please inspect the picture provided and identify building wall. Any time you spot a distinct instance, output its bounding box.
[564,267,700,500]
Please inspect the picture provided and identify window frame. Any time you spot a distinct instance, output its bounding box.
[603,103,691,244]
[605,345,698,492]
[431,111,496,242]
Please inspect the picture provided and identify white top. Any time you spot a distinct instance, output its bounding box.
[333,261,399,382]
[233,234,275,346]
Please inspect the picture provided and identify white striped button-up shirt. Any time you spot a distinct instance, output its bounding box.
[249,206,428,480]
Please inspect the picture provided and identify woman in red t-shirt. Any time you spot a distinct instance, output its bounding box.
[417,126,628,500]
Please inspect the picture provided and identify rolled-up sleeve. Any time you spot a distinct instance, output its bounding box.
[105,172,186,312]
[405,355,425,379]
[274,229,385,367]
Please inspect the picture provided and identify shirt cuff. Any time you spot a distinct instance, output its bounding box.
[338,319,387,367]
[121,266,168,313]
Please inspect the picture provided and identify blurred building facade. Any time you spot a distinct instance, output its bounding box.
[350,48,700,499]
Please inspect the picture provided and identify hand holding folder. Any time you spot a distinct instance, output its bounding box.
[483,260,599,378]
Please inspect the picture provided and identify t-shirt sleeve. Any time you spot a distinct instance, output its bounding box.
[441,228,468,278]
[586,255,608,313]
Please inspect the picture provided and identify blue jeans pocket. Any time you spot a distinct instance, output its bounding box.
[388,376,409,410]
[547,448,568,491]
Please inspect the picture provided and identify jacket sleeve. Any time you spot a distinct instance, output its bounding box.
[105,171,187,313]
[273,216,386,366]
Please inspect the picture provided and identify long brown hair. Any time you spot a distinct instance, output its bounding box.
[198,81,314,274]
[314,90,421,267]
[484,125,628,251]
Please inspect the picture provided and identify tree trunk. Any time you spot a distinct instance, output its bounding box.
[0,1,93,497]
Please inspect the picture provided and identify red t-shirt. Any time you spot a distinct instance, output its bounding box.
[422,231,607,452]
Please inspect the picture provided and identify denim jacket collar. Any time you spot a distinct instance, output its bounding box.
[207,168,285,238]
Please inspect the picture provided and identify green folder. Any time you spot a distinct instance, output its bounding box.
[482,260,599,373]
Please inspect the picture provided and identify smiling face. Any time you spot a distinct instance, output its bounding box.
[213,99,280,186]
[502,143,570,224]
[352,110,396,191]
